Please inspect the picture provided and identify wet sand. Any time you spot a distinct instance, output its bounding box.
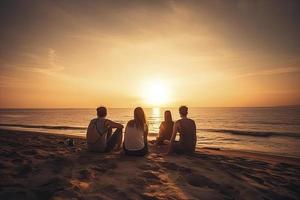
[0,129,300,200]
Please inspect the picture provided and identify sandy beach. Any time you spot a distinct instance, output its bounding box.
[0,129,300,200]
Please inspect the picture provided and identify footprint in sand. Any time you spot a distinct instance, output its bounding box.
[49,156,73,173]
[141,171,160,180]
[138,163,160,171]
[99,184,130,200]
[139,171,162,185]
[78,169,92,180]
[178,166,194,174]
[91,161,118,176]
[127,177,147,190]
[158,161,179,170]
[186,173,237,199]
[33,177,72,199]
[157,161,194,175]
[186,173,217,188]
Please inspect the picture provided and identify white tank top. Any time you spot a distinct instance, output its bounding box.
[124,124,146,151]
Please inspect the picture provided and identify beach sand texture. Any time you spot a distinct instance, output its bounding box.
[0,129,300,200]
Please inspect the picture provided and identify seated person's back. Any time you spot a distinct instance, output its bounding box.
[177,118,196,153]
[123,107,148,156]
[168,106,197,154]
[87,106,123,152]
[124,120,147,150]
[156,110,174,145]
[87,118,110,151]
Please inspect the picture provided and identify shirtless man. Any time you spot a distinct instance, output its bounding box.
[168,106,197,154]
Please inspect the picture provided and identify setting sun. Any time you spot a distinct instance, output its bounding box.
[142,81,170,106]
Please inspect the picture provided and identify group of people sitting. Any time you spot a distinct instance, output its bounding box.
[86,106,197,156]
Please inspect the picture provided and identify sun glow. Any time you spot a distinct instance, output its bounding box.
[142,81,171,106]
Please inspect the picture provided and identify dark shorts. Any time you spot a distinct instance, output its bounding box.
[123,141,148,156]
[156,136,167,145]
[105,128,122,152]
[172,141,195,155]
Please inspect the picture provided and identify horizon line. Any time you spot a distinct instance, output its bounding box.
[0,105,299,109]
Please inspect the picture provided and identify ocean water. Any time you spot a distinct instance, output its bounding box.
[0,107,300,158]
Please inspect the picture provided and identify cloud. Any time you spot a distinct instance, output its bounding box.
[236,66,300,78]
[0,48,73,89]
[33,48,65,76]
[8,48,67,79]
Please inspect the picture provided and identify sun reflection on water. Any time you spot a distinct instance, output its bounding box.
[149,107,161,134]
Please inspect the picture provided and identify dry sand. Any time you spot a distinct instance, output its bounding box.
[0,129,300,200]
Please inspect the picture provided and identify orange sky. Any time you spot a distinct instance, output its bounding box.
[0,1,300,108]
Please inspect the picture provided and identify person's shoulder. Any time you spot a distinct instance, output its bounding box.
[104,118,114,125]
[174,119,181,125]
[188,118,195,122]
[105,118,113,123]
[187,118,196,127]
[187,118,196,124]
[90,118,97,123]
[88,118,97,127]
[127,119,135,127]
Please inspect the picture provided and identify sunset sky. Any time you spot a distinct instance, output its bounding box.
[0,0,300,108]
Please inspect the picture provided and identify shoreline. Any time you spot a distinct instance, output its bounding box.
[1,127,300,161]
[1,128,300,199]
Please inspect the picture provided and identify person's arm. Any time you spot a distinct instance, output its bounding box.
[156,122,164,143]
[106,127,112,139]
[87,119,94,131]
[107,120,124,129]
[167,121,179,154]
[159,122,165,137]
[144,124,148,143]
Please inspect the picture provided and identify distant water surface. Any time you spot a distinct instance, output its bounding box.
[0,107,299,158]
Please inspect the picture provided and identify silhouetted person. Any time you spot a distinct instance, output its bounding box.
[123,107,148,156]
[86,106,123,152]
[168,106,197,154]
[156,110,174,145]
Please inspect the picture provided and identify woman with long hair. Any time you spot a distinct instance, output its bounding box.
[156,110,174,145]
[123,107,148,156]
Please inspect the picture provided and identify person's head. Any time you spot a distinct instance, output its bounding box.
[179,106,188,118]
[97,106,107,118]
[133,107,146,130]
[164,110,173,123]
